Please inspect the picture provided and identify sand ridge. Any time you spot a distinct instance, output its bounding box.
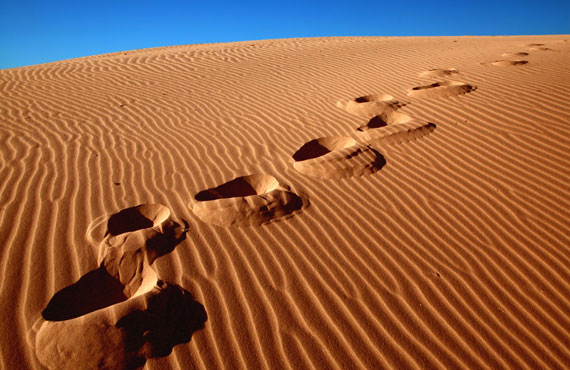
[1,35,570,369]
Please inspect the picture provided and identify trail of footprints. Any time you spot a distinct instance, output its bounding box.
[34,41,550,369]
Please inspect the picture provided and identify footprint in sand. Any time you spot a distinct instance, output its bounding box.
[34,206,207,370]
[407,80,476,99]
[191,174,307,226]
[352,106,437,145]
[418,68,459,78]
[292,136,385,179]
[501,52,529,57]
[336,94,403,118]
[357,110,413,131]
[525,43,551,51]
[484,60,528,67]
[358,121,437,146]
[86,203,173,262]
[529,46,551,51]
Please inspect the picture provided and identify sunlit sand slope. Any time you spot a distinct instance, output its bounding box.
[1,35,570,369]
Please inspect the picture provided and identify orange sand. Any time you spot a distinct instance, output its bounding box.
[1,35,569,369]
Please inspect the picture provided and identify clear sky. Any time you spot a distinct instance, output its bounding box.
[1,0,569,69]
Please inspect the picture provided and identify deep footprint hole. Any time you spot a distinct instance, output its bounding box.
[413,82,441,90]
[195,174,279,201]
[107,204,170,236]
[354,93,393,103]
[293,136,357,161]
[42,266,129,321]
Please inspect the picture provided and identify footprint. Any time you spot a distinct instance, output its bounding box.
[485,60,528,67]
[106,204,171,236]
[501,52,529,57]
[292,136,357,161]
[525,43,551,51]
[357,111,412,131]
[336,94,403,118]
[87,203,174,263]
[45,216,188,320]
[34,282,206,370]
[34,207,205,370]
[407,80,476,99]
[528,46,551,51]
[191,174,306,226]
[293,136,385,179]
[359,121,437,146]
[419,68,458,78]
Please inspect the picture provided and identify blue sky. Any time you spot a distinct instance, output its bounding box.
[1,0,568,69]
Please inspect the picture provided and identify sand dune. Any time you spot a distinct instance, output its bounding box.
[1,35,570,369]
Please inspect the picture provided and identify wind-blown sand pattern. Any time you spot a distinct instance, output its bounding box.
[1,35,570,369]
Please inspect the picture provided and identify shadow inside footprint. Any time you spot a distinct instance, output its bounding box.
[194,175,276,201]
[42,266,128,321]
[358,111,412,131]
[363,115,388,129]
[107,204,171,236]
[116,283,207,362]
[293,136,357,161]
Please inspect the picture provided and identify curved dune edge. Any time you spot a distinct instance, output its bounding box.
[336,94,403,118]
[191,174,307,226]
[407,80,477,98]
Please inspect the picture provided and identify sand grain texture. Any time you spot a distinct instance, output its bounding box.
[1,35,570,369]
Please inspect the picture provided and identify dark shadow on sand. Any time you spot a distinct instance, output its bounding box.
[117,282,207,368]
